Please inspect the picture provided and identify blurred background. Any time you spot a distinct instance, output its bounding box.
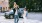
[9,0,42,12]
[0,0,42,23]
[0,0,42,12]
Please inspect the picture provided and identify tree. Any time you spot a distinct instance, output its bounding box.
[9,0,14,8]
[9,0,26,8]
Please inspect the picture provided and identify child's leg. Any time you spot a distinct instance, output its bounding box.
[23,18,24,23]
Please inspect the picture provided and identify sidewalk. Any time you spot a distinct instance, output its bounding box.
[0,16,42,23]
[18,18,42,23]
[0,12,5,16]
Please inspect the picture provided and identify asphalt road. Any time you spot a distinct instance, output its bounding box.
[0,12,42,23]
[0,16,14,23]
[28,12,42,21]
[0,16,42,23]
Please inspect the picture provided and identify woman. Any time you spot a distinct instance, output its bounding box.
[13,2,19,23]
[22,8,28,23]
[14,2,19,8]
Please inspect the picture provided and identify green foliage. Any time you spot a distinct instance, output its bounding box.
[26,0,41,9]
[9,0,26,8]
[9,0,41,9]
[9,0,14,8]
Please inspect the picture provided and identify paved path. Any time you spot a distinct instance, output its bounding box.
[0,13,5,16]
[28,12,42,21]
[0,12,42,23]
[0,16,42,23]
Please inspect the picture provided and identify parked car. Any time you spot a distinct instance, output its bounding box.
[4,8,24,19]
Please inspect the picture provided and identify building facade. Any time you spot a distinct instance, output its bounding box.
[0,0,9,12]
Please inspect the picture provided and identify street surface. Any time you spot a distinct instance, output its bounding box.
[0,12,42,23]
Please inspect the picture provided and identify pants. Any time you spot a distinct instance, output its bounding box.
[14,15,19,23]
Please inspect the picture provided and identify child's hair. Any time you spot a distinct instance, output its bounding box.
[24,8,27,11]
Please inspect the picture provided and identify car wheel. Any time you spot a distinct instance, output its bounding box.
[5,15,9,19]
[10,15,13,19]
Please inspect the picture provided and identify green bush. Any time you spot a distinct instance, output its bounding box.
[9,0,26,8]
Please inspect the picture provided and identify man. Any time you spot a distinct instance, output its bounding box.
[13,2,19,23]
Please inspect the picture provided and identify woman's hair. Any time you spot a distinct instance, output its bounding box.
[14,2,17,4]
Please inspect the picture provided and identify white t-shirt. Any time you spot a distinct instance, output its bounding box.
[15,9,18,15]
[23,10,27,18]
[23,10,28,23]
